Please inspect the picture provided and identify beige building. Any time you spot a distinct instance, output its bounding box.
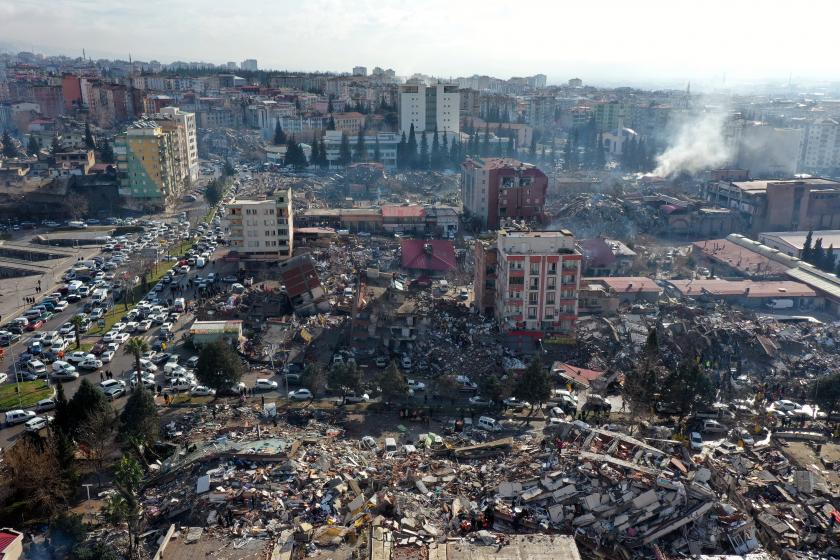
[152,107,198,183]
[115,120,180,208]
[224,191,294,261]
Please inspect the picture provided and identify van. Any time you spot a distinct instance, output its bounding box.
[384,437,397,453]
[173,298,185,312]
[91,288,108,303]
[67,280,84,293]
[477,416,501,432]
[195,257,206,268]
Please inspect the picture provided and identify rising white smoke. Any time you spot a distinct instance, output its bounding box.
[654,107,734,177]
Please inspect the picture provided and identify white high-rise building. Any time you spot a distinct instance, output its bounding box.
[154,107,199,183]
[224,190,294,261]
[241,59,258,71]
[352,66,367,76]
[399,83,460,136]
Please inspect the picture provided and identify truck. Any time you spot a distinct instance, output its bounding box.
[91,288,109,304]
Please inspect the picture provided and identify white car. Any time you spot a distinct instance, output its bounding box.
[160,322,174,335]
[25,416,50,432]
[468,395,493,407]
[168,379,194,391]
[78,358,103,370]
[5,409,36,425]
[130,372,155,389]
[190,385,216,397]
[0,373,7,384]
[35,398,56,412]
[254,378,278,391]
[53,301,68,312]
[690,432,704,450]
[407,379,426,392]
[66,351,89,365]
[139,359,158,372]
[124,321,140,333]
[113,333,130,344]
[101,350,115,363]
[137,319,153,332]
[102,331,119,343]
[186,356,199,368]
[773,400,801,412]
[289,388,313,401]
[99,379,126,399]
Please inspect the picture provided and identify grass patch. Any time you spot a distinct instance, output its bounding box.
[78,342,95,353]
[168,394,212,405]
[0,381,53,411]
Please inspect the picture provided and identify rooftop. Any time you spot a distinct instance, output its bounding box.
[591,276,661,293]
[729,178,840,193]
[667,279,816,298]
[692,239,790,277]
[400,239,456,272]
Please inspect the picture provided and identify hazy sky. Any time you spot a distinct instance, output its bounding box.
[2,0,838,87]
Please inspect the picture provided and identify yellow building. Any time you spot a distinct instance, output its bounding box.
[115,119,179,208]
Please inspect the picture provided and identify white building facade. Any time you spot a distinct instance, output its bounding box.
[399,83,460,136]
[154,107,199,183]
[224,191,294,261]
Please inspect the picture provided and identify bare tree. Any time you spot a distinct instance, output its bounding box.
[78,404,117,487]
[4,434,70,515]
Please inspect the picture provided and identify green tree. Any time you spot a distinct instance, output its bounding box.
[27,135,40,156]
[338,132,352,166]
[397,132,407,169]
[99,138,115,163]
[430,126,441,169]
[273,119,286,145]
[479,373,506,404]
[204,178,223,205]
[417,132,429,170]
[67,379,109,437]
[623,329,663,419]
[302,363,326,396]
[69,315,86,349]
[222,159,235,177]
[662,358,714,422]
[354,129,367,162]
[107,455,144,559]
[1,130,17,158]
[83,121,95,149]
[801,230,813,262]
[119,388,158,445]
[378,361,407,401]
[123,337,149,387]
[195,340,244,390]
[812,238,825,268]
[811,372,840,422]
[329,362,361,394]
[406,124,417,168]
[512,356,551,413]
[327,115,336,131]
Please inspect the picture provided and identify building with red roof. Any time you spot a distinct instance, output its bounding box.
[551,362,605,390]
[0,528,23,560]
[400,239,456,274]
[461,158,547,230]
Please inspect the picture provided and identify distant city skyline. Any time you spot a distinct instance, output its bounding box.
[2,0,838,89]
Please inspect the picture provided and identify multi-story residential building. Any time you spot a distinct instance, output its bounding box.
[703,178,840,232]
[61,74,82,111]
[791,117,840,174]
[399,83,460,136]
[473,239,498,316]
[459,88,481,118]
[224,192,294,262]
[494,229,582,342]
[528,95,556,129]
[331,112,366,134]
[461,157,547,230]
[32,85,64,119]
[352,66,367,77]
[114,120,179,209]
[322,130,399,170]
[152,106,198,183]
[241,59,258,71]
[593,100,629,132]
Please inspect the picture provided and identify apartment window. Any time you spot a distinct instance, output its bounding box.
[547,277,556,290]
[544,306,555,319]
[529,263,540,275]
[546,292,556,305]
[528,292,538,305]
[547,262,557,275]
[529,278,539,290]
[527,307,537,319]
[509,276,524,286]
[510,261,523,271]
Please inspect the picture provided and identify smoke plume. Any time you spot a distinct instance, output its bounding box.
[654,107,733,177]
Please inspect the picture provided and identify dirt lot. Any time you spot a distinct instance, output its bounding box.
[781,441,840,490]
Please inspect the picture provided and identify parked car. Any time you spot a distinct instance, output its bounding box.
[35,398,56,412]
[702,419,727,434]
[468,395,493,407]
[5,409,36,425]
[99,379,126,399]
[78,358,103,370]
[0,373,7,384]
[25,416,50,433]
[254,378,278,391]
[289,388,313,401]
[689,432,704,450]
[190,385,215,397]
[101,350,115,363]
[773,399,802,412]
[66,351,90,365]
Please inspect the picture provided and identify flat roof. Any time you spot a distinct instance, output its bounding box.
[692,239,789,276]
[730,178,840,193]
[668,279,816,298]
[761,230,840,250]
[592,276,662,293]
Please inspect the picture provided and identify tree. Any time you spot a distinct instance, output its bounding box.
[406,123,417,169]
[67,379,109,437]
[204,178,223,205]
[373,136,381,163]
[222,159,235,177]
[811,372,840,422]
[661,358,714,422]
[196,340,244,390]
[53,382,72,435]
[69,314,86,349]
[99,138,115,163]
[594,133,606,169]
[378,361,407,401]
[512,356,551,413]
[812,238,825,269]
[329,363,361,395]
[123,337,149,387]
[478,373,506,404]
[430,127,441,169]
[119,388,158,445]
[397,132,407,169]
[418,132,429,170]
[1,130,17,158]
[327,97,334,113]
[78,404,116,486]
[801,230,813,262]
[822,244,836,272]
[4,433,71,515]
[338,132,352,166]
[354,129,367,162]
[27,135,40,156]
[50,135,61,155]
[302,363,327,396]
[273,119,286,145]
[108,455,144,559]
[327,115,336,131]
[623,329,663,419]
[83,122,95,149]
[529,136,537,160]
[437,374,460,397]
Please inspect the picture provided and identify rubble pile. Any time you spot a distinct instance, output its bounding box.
[140,403,777,559]
[546,193,660,239]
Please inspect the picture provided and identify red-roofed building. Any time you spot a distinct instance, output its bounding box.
[0,528,23,560]
[666,278,817,310]
[551,362,605,390]
[400,239,456,274]
[381,205,426,233]
[461,158,547,230]
[691,239,789,278]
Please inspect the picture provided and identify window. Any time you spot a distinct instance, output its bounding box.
[528,292,538,305]
[529,278,539,290]
[527,306,537,319]
[546,292,556,304]
[544,306,554,319]
[547,262,557,275]
[530,263,540,275]
[509,276,524,286]
[547,277,556,290]
[510,260,523,271]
